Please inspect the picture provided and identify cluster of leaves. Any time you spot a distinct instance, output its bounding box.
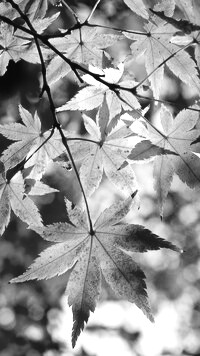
[0,0,200,347]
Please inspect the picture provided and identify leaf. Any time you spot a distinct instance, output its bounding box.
[11,196,180,347]
[50,27,123,67]
[69,106,142,197]
[154,0,176,17]
[123,0,149,19]
[0,171,43,235]
[46,55,71,85]
[25,179,58,196]
[15,12,60,39]
[148,106,200,215]
[46,28,123,85]
[127,140,178,162]
[26,0,48,20]
[0,23,33,76]
[124,19,200,98]
[150,9,200,33]
[0,0,27,20]
[0,184,11,236]
[0,105,68,179]
[56,64,141,121]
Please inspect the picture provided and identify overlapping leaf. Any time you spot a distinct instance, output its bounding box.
[0,169,43,236]
[0,105,68,179]
[0,0,28,20]
[154,0,175,17]
[47,27,123,85]
[124,18,200,98]
[56,64,141,120]
[69,103,143,197]
[0,23,37,75]
[11,196,179,347]
[171,31,200,70]
[123,0,149,19]
[147,106,200,215]
[26,0,48,20]
[126,139,177,163]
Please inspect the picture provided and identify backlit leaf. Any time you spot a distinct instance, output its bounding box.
[11,196,179,346]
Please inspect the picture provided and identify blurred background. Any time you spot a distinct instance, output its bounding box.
[0,0,200,355]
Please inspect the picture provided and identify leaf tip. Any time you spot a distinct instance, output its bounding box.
[9,277,17,284]
[131,190,138,199]
[149,313,155,323]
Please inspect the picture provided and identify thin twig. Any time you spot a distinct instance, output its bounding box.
[67,137,100,144]
[85,22,148,36]
[135,93,200,112]
[133,42,195,91]
[60,0,80,24]
[86,0,102,22]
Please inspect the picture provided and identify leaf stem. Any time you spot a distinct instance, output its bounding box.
[86,0,102,22]
[67,137,99,145]
[84,22,148,36]
[135,93,200,112]
[58,129,94,232]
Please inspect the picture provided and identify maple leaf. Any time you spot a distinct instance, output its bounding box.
[147,105,200,216]
[0,23,36,76]
[56,64,141,121]
[15,12,60,40]
[171,31,200,71]
[11,196,180,347]
[69,102,143,197]
[26,0,48,21]
[126,139,178,163]
[154,0,176,17]
[0,168,43,236]
[124,18,200,98]
[150,9,200,34]
[47,28,123,85]
[0,105,68,179]
[24,179,58,196]
[0,0,27,20]
[122,0,149,19]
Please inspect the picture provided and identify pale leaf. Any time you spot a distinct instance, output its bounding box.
[46,55,71,85]
[154,0,175,17]
[50,27,123,68]
[26,180,58,196]
[11,196,179,346]
[124,19,200,97]
[9,173,43,228]
[0,186,11,236]
[72,114,142,197]
[27,0,48,20]
[0,105,68,177]
[64,199,88,230]
[149,105,200,214]
[123,0,149,19]
[127,140,177,162]
[56,64,140,120]
[0,24,32,76]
